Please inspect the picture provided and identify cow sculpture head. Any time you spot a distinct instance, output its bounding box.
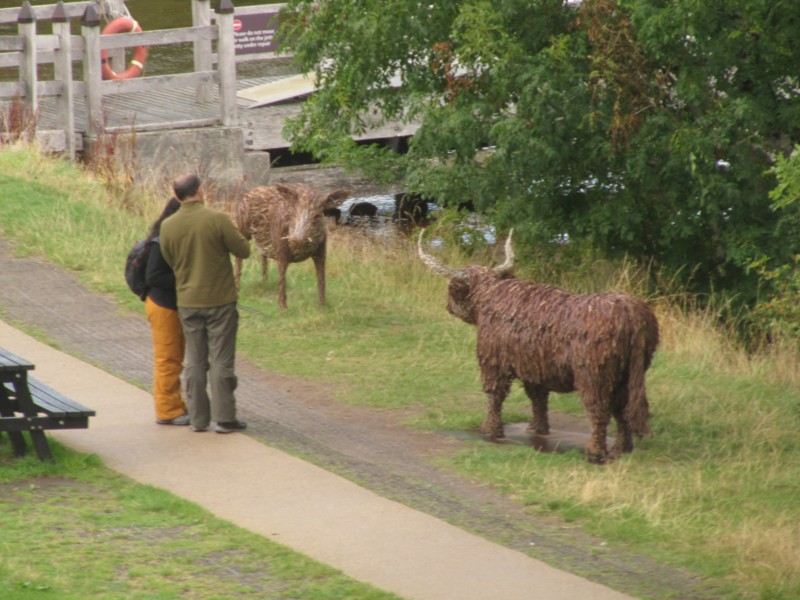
[417,229,515,324]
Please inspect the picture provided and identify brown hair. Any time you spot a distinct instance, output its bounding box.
[147,197,181,240]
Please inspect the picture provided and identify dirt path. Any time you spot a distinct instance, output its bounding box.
[0,238,719,600]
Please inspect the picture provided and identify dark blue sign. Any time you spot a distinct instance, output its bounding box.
[233,11,280,55]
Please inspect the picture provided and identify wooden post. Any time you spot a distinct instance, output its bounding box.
[215,0,237,127]
[81,4,103,135]
[17,1,37,116]
[193,0,213,103]
[95,0,127,71]
[52,2,75,158]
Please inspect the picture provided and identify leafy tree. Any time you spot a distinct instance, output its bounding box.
[748,146,800,339]
[280,0,800,303]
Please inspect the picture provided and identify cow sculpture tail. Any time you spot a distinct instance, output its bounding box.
[625,306,659,438]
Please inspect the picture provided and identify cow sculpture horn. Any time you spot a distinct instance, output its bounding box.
[417,230,465,279]
[418,229,515,278]
[491,228,515,276]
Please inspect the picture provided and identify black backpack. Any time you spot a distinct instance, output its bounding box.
[125,237,156,301]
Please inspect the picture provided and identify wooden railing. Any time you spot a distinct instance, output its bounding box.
[0,0,286,159]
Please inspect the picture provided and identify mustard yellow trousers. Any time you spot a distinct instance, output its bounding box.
[145,297,187,421]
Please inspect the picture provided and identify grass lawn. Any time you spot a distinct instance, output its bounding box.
[1,144,799,599]
[0,438,400,599]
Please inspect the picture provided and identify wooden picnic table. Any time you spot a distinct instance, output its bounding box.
[0,346,95,461]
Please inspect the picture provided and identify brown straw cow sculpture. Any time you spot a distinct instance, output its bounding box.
[235,183,349,309]
[418,229,659,463]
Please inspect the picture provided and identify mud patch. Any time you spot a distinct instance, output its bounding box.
[445,421,613,456]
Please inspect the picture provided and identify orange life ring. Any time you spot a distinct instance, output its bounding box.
[100,17,148,80]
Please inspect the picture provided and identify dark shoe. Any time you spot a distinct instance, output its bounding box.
[214,421,247,434]
[156,414,190,426]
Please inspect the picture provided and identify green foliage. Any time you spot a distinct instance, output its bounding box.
[746,146,800,340]
[280,0,800,308]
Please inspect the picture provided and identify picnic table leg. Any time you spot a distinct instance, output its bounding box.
[4,432,27,456]
[29,429,54,461]
[8,433,28,456]
[14,384,54,461]
[0,391,28,457]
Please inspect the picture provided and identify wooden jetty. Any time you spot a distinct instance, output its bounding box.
[0,0,416,194]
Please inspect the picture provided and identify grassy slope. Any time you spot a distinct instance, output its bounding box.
[0,145,798,599]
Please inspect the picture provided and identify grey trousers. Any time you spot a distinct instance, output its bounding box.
[178,302,240,429]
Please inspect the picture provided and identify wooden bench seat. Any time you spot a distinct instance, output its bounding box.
[28,377,96,426]
[1,379,95,428]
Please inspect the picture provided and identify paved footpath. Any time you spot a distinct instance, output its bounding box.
[1,320,634,600]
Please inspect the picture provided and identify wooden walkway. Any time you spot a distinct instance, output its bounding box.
[34,72,286,144]
[35,70,415,152]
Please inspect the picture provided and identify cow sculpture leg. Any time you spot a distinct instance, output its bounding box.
[312,242,327,306]
[611,415,634,457]
[480,375,512,438]
[233,252,267,291]
[277,260,289,310]
[582,390,613,464]
[234,256,243,291]
[523,382,550,434]
[611,386,635,457]
[261,253,269,281]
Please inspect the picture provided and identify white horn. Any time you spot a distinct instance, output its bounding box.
[491,228,515,275]
[417,230,465,279]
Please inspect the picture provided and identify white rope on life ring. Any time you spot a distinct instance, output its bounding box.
[100,17,148,80]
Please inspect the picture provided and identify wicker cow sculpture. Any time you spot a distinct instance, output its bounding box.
[235,183,349,309]
[418,230,659,463]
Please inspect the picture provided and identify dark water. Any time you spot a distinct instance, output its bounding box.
[0,0,284,75]
[0,0,278,28]
[445,422,607,457]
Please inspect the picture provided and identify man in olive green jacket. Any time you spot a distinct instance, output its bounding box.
[161,174,251,433]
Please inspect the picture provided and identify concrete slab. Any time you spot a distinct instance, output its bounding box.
[0,319,635,600]
[238,73,316,107]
